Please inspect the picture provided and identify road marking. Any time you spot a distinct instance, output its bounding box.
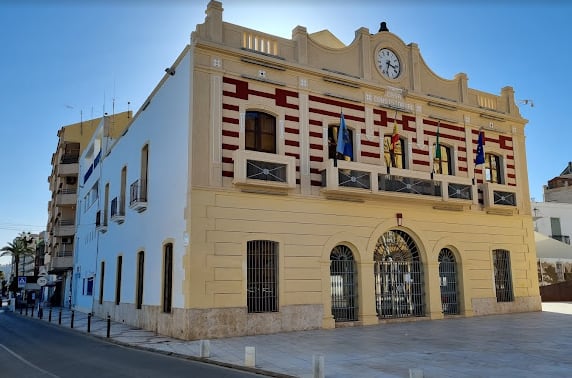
[0,344,60,378]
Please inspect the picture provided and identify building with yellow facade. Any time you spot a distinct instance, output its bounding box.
[46,112,131,306]
[72,1,540,340]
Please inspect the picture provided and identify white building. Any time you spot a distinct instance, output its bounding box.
[73,48,190,317]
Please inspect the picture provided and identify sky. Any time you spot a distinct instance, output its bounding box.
[1,0,571,262]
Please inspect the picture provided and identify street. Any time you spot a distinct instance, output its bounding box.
[0,309,268,378]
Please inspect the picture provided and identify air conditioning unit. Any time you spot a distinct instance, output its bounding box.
[62,237,73,244]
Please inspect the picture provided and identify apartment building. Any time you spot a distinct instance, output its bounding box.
[45,112,130,306]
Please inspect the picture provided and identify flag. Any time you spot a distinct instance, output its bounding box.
[434,122,441,160]
[390,118,399,152]
[336,112,353,160]
[474,130,485,165]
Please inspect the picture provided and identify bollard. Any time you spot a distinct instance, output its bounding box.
[71,310,75,328]
[25,305,28,316]
[38,307,43,320]
[199,340,211,358]
[106,315,111,338]
[31,305,34,318]
[313,354,325,378]
[87,313,92,333]
[409,368,424,378]
[245,346,256,368]
[48,308,52,322]
[58,309,62,325]
[19,305,22,315]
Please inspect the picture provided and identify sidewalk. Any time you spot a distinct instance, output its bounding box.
[7,302,572,378]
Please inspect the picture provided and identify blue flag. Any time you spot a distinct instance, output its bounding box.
[336,112,353,160]
[475,131,485,165]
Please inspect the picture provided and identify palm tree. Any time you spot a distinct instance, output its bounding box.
[1,238,35,297]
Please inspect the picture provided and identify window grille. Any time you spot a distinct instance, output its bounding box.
[247,240,278,313]
[448,183,472,200]
[163,243,173,313]
[246,160,287,182]
[492,249,514,302]
[379,175,441,197]
[438,248,460,315]
[374,230,425,319]
[136,251,144,309]
[330,245,358,322]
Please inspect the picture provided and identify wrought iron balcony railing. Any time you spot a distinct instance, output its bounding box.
[110,197,125,224]
[129,179,148,212]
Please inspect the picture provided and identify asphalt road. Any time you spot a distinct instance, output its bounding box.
[0,309,267,378]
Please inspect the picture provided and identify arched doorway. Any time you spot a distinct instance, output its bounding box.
[438,248,460,315]
[374,230,424,319]
[330,245,358,322]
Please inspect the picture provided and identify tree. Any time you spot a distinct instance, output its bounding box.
[1,236,35,297]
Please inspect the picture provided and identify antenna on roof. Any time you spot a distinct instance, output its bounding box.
[127,101,131,118]
[80,110,83,135]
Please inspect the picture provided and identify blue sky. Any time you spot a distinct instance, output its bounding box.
[1,0,570,262]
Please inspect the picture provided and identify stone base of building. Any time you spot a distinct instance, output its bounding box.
[92,302,323,340]
[471,295,542,316]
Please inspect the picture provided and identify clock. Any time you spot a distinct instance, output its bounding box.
[376,48,401,79]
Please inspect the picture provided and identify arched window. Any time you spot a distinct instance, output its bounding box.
[384,136,405,168]
[163,243,173,313]
[136,251,144,309]
[438,248,460,315]
[245,111,276,153]
[373,230,424,318]
[485,153,502,184]
[328,124,354,161]
[330,245,357,322]
[433,144,452,175]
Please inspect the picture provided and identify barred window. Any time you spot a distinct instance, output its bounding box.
[492,249,514,302]
[247,240,278,313]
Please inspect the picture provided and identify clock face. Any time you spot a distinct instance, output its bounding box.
[377,48,401,79]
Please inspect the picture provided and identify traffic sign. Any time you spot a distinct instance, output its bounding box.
[37,276,48,286]
[17,276,26,288]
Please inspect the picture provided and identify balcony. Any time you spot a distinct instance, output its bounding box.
[55,188,77,206]
[481,182,518,215]
[57,160,79,176]
[550,235,570,245]
[95,210,107,233]
[110,197,125,224]
[54,219,75,237]
[48,244,74,271]
[232,149,296,194]
[129,179,147,212]
[320,159,475,210]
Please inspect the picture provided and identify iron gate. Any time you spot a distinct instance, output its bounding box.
[438,248,460,315]
[374,230,425,319]
[330,245,358,322]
